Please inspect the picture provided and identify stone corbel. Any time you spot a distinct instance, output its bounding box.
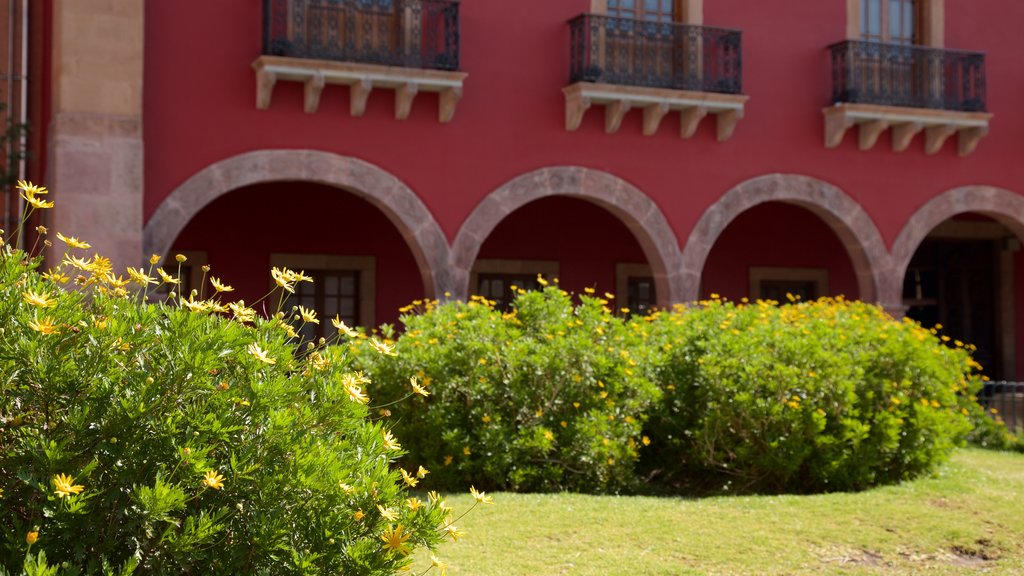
[395,82,419,120]
[824,110,855,149]
[439,86,463,123]
[350,78,373,117]
[858,119,889,151]
[256,69,277,110]
[716,109,743,142]
[604,99,631,134]
[565,93,592,131]
[642,103,669,136]
[925,124,957,155]
[304,73,326,114]
[891,122,923,151]
[680,106,708,139]
[957,126,988,157]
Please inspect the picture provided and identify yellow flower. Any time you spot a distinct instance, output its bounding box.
[400,468,418,487]
[342,373,370,404]
[180,296,210,313]
[25,195,54,209]
[149,254,161,265]
[202,470,225,490]
[28,317,59,335]
[407,497,423,512]
[443,518,465,541]
[175,254,187,263]
[482,414,492,424]
[26,530,38,545]
[381,429,401,451]
[53,473,84,498]
[380,524,411,556]
[55,232,90,249]
[210,277,234,293]
[246,342,276,365]
[469,486,493,505]
[228,301,257,323]
[543,430,554,441]
[370,338,397,356]
[354,509,365,521]
[416,465,430,479]
[462,446,471,456]
[443,455,453,466]
[35,225,47,234]
[377,504,398,522]
[16,180,47,198]
[410,376,430,397]
[22,290,57,308]
[428,490,442,504]
[642,435,651,446]
[156,268,180,285]
[126,267,157,286]
[271,267,296,293]
[41,270,69,284]
[298,305,319,324]
[331,315,359,338]
[431,555,448,576]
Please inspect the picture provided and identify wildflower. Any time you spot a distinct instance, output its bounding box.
[354,510,365,521]
[410,376,430,397]
[407,497,423,512]
[149,254,161,265]
[462,446,471,456]
[642,435,651,446]
[339,482,356,493]
[16,180,47,198]
[381,429,401,451]
[210,277,234,293]
[400,469,418,487]
[127,267,157,286]
[482,414,492,423]
[228,301,256,323]
[380,524,411,556]
[370,338,397,356]
[416,465,429,479]
[246,342,276,365]
[26,531,38,545]
[431,555,448,576]
[175,254,187,263]
[28,317,59,335]
[53,473,84,498]
[298,305,318,324]
[25,195,54,209]
[443,518,465,541]
[202,470,225,490]
[86,254,112,276]
[470,486,493,505]
[180,296,210,313]
[536,274,548,286]
[41,270,69,284]
[35,225,47,234]
[55,232,90,249]
[331,315,359,337]
[342,373,370,404]
[156,268,180,285]
[377,504,398,522]
[22,290,57,308]
[271,267,296,293]
[443,455,453,466]
[543,430,554,441]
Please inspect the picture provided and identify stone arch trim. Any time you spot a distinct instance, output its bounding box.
[891,185,1024,301]
[143,150,452,298]
[681,174,891,305]
[450,166,686,305]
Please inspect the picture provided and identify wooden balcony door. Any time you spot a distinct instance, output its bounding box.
[858,0,934,107]
[604,0,686,89]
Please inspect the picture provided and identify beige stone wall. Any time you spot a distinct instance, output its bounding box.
[48,0,144,271]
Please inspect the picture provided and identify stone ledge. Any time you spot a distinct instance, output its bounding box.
[822,103,992,156]
[562,82,749,141]
[252,55,468,122]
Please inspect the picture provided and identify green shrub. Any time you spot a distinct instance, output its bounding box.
[640,296,982,493]
[0,205,459,574]
[352,285,661,493]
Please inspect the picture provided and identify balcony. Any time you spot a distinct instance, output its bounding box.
[253,0,467,122]
[823,40,991,156]
[563,14,748,141]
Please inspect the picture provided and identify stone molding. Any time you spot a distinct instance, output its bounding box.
[680,174,892,305]
[450,166,685,305]
[143,150,451,298]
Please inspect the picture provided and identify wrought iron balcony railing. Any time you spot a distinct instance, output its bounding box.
[829,40,986,112]
[262,0,460,71]
[568,14,743,95]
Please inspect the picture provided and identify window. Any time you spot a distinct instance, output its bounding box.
[616,263,657,315]
[861,0,918,44]
[748,267,828,302]
[607,0,675,22]
[470,259,559,309]
[270,254,375,337]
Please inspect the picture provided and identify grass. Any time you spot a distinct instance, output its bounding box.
[414,448,1024,575]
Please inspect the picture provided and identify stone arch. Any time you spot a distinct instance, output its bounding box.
[143,149,452,298]
[450,166,686,304]
[891,185,1024,302]
[681,174,891,305]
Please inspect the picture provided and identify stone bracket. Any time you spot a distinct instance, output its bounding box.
[253,55,468,122]
[822,103,992,157]
[563,82,749,141]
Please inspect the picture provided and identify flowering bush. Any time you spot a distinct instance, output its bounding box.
[0,182,468,575]
[352,285,661,493]
[639,296,984,493]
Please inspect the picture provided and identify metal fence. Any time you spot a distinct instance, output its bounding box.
[828,40,986,112]
[979,382,1024,432]
[262,0,460,71]
[569,13,743,94]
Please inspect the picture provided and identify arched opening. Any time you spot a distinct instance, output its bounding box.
[471,197,655,313]
[700,202,861,301]
[168,182,424,330]
[901,213,1020,380]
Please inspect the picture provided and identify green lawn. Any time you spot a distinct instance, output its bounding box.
[415,449,1024,575]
